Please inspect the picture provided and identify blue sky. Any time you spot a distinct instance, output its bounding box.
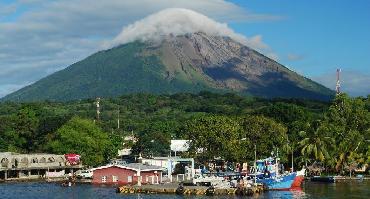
[230,0,370,95]
[231,0,370,73]
[0,0,369,97]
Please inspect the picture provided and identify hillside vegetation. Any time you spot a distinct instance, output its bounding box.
[0,92,368,174]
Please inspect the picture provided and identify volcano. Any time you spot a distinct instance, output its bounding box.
[2,9,334,102]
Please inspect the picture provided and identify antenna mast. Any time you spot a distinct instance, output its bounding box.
[336,68,341,94]
[96,97,101,121]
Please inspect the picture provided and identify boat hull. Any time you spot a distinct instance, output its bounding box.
[291,175,304,187]
[257,173,296,190]
[291,169,306,188]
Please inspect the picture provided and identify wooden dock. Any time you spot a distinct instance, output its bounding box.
[116,183,266,196]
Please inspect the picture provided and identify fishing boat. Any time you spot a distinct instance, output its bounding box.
[247,156,297,190]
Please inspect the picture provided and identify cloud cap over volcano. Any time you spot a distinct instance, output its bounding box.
[108,8,269,51]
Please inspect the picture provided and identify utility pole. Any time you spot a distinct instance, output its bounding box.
[336,68,341,94]
[288,137,294,172]
[117,109,120,129]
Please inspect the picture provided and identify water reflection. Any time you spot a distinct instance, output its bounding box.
[260,188,308,199]
[0,181,369,199]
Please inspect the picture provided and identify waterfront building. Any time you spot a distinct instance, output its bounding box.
[0,152,83,181]
[92,163,163,185]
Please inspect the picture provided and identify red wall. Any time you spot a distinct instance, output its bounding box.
[141,171,162,184]
[92,166,161,185]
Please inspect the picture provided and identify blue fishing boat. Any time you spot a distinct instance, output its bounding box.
[248,156,297,190]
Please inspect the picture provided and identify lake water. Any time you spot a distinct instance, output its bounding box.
[0,180,368,199]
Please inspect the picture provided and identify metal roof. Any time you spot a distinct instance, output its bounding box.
[92,163,164,172]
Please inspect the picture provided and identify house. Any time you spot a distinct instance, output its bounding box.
[92,163,163,185]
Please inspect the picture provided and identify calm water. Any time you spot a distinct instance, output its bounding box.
[0,181,369,199]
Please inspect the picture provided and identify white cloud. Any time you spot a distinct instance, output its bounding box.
[287,53,304,61]
[0,3,17,16]
[108,8,270,52]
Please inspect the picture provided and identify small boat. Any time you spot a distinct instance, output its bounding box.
[61,181,72,187]
[291,168,306,187]
[311,176,335,183]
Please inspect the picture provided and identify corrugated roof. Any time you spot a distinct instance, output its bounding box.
[92,163,163,172]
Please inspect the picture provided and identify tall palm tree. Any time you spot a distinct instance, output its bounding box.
[335,131,364,172]
[299,122,334,163]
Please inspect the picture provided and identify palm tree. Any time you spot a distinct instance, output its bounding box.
[299,121,334,163]
[335,131,364,173]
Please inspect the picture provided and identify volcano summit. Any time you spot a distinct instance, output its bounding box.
[2,9,333,102]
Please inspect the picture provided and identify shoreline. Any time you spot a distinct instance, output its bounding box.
[0,177,92,184]
[304,176,370,180]
[1,176,369,185]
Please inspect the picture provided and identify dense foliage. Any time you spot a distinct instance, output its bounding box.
[46,117,114,166]
[0,92,368,174]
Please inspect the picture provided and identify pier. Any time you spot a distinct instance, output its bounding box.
[116,183,266,196]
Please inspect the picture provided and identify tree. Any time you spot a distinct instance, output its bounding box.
[183,115,241,163]
[258,102,311,125]
[299,120,334,163]
[131,121,174,157]
[324,94,370,172]
[15,107,39,152]
[238,116,288,161]
[47,116,112,166]
[105,133,124,161]
[0,129,26,153]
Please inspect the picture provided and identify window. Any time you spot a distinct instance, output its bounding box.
[101,176,107,183]
[127,176,132,183]
[112,175,118,182]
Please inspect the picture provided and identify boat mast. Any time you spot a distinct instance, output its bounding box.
[291,145,294,172]
[276,148,279,177]
[254,144,257,184]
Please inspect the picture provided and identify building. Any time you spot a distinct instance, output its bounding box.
[170,140,190,157]
[116,134,137,159]
[117,148,132,157]
[92,163,163,185]
[0,152,83,181]
[141,157,195,182]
